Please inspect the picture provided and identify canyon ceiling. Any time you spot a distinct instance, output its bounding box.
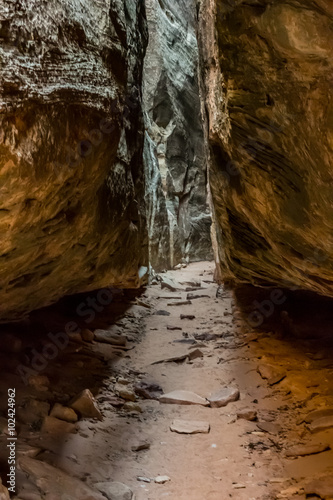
[0,0,332,320]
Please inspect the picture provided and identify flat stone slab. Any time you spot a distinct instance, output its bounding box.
[237,408,258,421]
[70,389,102,420]
[19,457,105,500]
[286,442,330,457]
[308,415,333,433]
[170,419,210,434]
[154,476,170,484]
[159,390,209,406]
[209,387,240,408]
[304,408,333,423]
[95,481,133,500]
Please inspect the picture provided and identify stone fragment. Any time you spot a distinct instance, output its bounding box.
[186,293,210,300]
[167,300,192,306]
[41,416,77,434]
[81,329,95,342]
[134,380,164,400]
[180,314,195,320]
[115,384,136,402]
[209,387,240,408]
[188,349,204,361]
[123,402,142,413]
[154,476,170,484]
[94,330,127,346]
[19,457,105,499]
[155,310,171,316]
[305,477,333,498]
[170,419,210,434]
[137,477,151,483]
[50,403,78,423]
[95,482,133,500]
[70,389,102,420]
[257,365,286,385]
[167,325,182,331]
[237,408,258,421]
[286,442,330,457]
[308,416,333,433]
[159,390,209,406]
[257,422,282,435]
[16,444,41,458]
[160,277,181,292]
[304,408,333,424]
[131,440,151,452]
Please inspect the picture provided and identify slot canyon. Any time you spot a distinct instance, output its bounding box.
[0,0,332,499]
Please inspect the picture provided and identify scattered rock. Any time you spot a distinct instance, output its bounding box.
[115,384,136,402]
[194,332,218,341]
[155,310,171,316]
[257,422,282,435]
[18,457,105,500]
[94,330,127,346]
[131,440,151,452]
[81,329,95,342]
[123,402,142,413]
[173,338,196,345]
[159,390,209,406]
[209,387,240,408]
[28,374,50,391]
[188,349,204,361]
[257,365,286,386]
[70,389,102,420]
[170,419,210,434]
[186,293,210,300]
[137,477,151,483]
[41,416,77,434]
[304,408,333,424]
[167,300,192,306]
[160,276,181,292]
[237,408,258,421]
[50,403,78,423]
[152,354,188,365]
[95,481,133,500]
[154,476,170,484]
[180,314,195,320]
[286,442,330,457]
[16,444,41,458]
[308,416,333,433]
[167,325,183,331]
[134,380,164,400]
[305,476,333,498]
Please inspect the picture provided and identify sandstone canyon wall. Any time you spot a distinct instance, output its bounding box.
[0,0,148,320]
[199,0,333,296]
[143,0,213,270]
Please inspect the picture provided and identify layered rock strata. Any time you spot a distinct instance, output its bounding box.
[199,0,333,295]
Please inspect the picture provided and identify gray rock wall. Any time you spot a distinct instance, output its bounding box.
[199,0,333,296]
[143,0,213,270]
[0,0,148,320]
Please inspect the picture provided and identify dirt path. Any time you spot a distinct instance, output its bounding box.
[1,261,333,500]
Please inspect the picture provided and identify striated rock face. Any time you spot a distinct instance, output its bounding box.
[0,0,148,320]
[199,0,333,295]
[143,0,213,270]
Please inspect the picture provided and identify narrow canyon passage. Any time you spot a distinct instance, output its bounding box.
[1,0,333,499]
[1,263,333,499]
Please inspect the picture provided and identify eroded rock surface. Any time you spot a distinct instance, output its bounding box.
[0,0,148,320]
[199,0,333,295]
[143,0,213,270]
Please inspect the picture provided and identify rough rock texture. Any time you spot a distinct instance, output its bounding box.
[143,0,213,270]
[199,0,333,295]
[0,0,148,320]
